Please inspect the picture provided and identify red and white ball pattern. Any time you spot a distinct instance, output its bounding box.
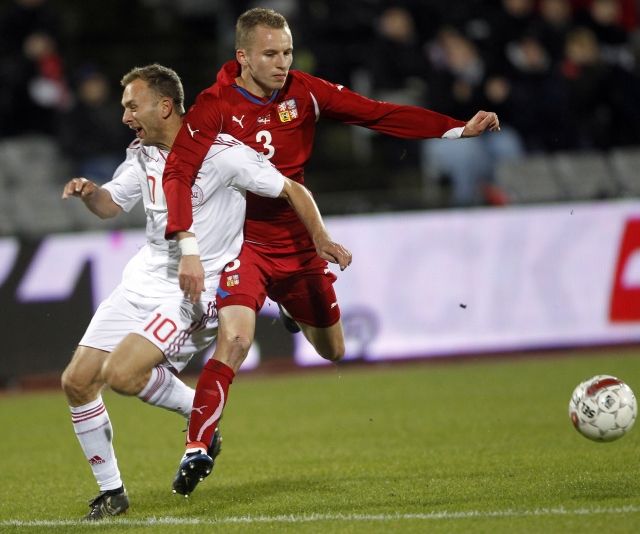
[569,375,637,442]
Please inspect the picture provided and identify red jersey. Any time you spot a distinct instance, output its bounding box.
[163,60,465,248]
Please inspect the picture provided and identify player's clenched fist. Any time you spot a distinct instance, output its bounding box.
[461,110,500,137]
[62,177,98,199]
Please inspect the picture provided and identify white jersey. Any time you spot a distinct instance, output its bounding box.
[80,133,284,369]
[103,133,285,297]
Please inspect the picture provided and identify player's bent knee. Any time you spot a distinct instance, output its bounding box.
[217,333,252,371]
[228,334,252,358]
[302,323,345,362]
[102,361,140,396]
[323,349,345,362]
[319,341,345,362]
[61,365,94,403]
[60,366,77,395]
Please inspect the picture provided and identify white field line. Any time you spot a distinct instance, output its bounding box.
[1,505,640,527]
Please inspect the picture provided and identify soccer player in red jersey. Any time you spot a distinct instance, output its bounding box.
[164,8,499,495]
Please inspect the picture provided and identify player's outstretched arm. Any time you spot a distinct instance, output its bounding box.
[461,111,500,138]
[175,231,205,304]
[61,177,121,219]
[279,179,352,271]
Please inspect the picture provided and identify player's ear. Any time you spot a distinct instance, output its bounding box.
[160,97,172,119]
[236,49,248,66]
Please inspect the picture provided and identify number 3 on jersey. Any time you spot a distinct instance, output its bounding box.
[256,130,275,159]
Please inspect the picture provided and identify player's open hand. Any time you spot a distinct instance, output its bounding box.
[461,110,500,137]
[178,255,205,303]
[314,236,352,271]
[62,177,98,199]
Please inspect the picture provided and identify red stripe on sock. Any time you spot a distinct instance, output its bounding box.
[71,404,106,423]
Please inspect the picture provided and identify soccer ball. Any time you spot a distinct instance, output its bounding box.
[568,375,637,442]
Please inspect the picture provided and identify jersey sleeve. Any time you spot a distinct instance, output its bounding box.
[163,91,224,237]
[297,71,466,139]
[213,142,285,199]
[102,145,144,212]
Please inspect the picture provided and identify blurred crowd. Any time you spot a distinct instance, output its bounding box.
[0,0,639,207]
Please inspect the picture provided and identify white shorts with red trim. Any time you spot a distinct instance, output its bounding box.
[79,282,218,372]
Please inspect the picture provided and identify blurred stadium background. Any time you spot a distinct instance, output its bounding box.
[0,0,639,388]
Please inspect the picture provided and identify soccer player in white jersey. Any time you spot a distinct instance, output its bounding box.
[60,63,352,520]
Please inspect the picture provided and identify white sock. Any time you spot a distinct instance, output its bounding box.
[137,365,194,418]
[70,396,122,492]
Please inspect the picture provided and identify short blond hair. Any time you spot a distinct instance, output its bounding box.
[236,7,289,49]
[120,63,185,115]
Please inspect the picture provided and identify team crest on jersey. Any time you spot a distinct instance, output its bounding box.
[277,99,298,123]
[191,184,204,206]
[226,274,240,287]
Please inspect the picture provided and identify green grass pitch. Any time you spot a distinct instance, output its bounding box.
[1,348,639,533]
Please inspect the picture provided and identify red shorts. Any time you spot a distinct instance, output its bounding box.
[216,241,340,328]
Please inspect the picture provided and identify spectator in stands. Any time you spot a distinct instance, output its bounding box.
[530,0,575,63]
[60,66,131,183]
[482,0,540,72]
[561,28,640,149]
[0,30,70,137]
[559,26,628,149]
[501,33,567,151]
[578,0,635,70]
[0,0,65,137]
[367,6,430,172]
[0,0,59,56]
[367,6,429,104]
[577,0,629,45]
[421,27,524,206]
[295,0,377,83]
[1,0,638,209]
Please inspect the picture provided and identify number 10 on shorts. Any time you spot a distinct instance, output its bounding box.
[144,313,178,342]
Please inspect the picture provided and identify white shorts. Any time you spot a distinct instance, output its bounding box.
[79,283,218,372]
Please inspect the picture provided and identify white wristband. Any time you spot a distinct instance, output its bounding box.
[178,236,200,256]
[442,126,464,139]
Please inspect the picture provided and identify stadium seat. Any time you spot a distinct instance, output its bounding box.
[119,204,147,229]
[12,184,76,236]
[609,147,640,197]
[494,155,564,204]
[0,191,17,235]
[0,135,64,187]
[0,134,145,235]
[550,152,619,200]
[65,195,146,233]
[65,198,118,232]
[0,165,9,189]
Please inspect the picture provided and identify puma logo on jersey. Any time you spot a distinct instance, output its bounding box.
[187,123,199,138]
[232,115,245,128]
[191,405,208,415]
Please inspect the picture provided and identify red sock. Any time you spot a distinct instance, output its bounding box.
[187,359,235,450]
